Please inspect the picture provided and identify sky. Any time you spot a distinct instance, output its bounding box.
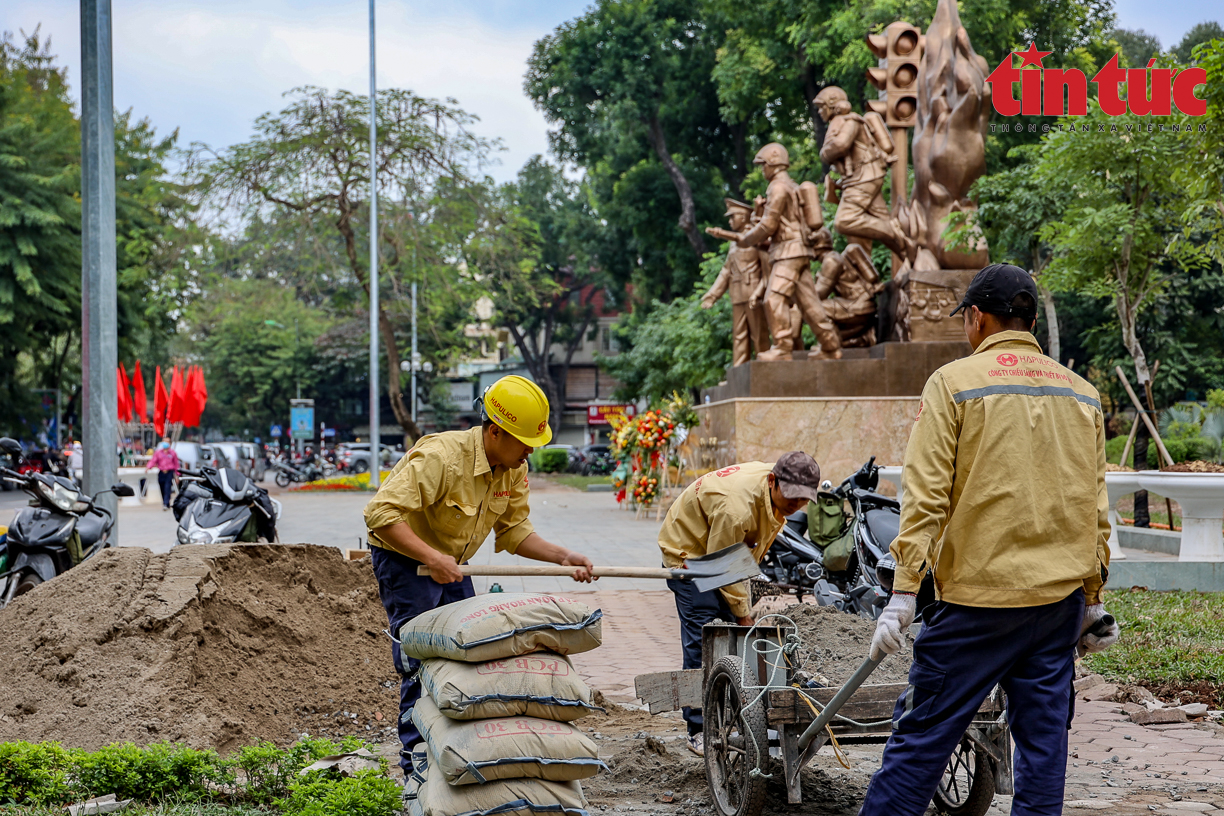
[0,0,1219,184]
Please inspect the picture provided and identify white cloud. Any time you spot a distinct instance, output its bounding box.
[3,0,557,182]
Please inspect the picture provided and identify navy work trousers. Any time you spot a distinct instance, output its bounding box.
[667,575,735,736]
[369,545,474,776]
[858,589,1084,816]
[157,471,175,508]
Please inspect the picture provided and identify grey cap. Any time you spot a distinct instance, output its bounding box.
[772,451,822,503]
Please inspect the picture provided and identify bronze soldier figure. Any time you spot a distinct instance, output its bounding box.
[702,199,772,366]
[811,229,885,347]
[816,86,915,262]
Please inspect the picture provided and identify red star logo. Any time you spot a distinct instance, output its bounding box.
[1015,43,1052,68]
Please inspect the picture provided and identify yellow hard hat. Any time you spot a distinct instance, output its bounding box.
[481,375,553,447]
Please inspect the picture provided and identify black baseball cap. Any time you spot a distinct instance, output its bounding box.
[949,264,1039,319]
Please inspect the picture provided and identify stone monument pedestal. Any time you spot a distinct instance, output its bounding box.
[692,340,972,485]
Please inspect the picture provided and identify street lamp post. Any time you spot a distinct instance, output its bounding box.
[368,0,380,489]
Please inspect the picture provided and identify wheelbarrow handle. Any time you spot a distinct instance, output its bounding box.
[797,654,884,751]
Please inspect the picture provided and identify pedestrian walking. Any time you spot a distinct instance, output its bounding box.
[859,264,1121,816]
[656,451,822,756]
[363,375,598,780]
[146,438,180,511]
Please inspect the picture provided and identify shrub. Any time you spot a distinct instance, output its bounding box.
[74,742,229,803]
[0,742,80,806]
[534,447,569,473]
[231,736,372,804]
[1149,436,1221,466]
[276,770,400,816]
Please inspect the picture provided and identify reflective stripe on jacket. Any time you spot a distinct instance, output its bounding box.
[658,461,785,618]
[363,426,534,562]
[891,331,1110,607]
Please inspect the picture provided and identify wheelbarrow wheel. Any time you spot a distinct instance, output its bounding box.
[933,738,996,816]
[704,655,769,816]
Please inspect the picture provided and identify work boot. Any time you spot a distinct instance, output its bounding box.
[756,347,792,362]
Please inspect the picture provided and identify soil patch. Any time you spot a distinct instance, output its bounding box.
[0,544,399,753]
[773,603,914,685]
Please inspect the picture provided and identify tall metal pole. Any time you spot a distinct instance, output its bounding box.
[80,0,118,535]
[367,0,381,488]
[411,282,418,424]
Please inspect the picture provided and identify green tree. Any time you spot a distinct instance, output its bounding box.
[200,86,492,443]
[1109,27,1162,67]
[600,251,732,401]
[186,278,332,435]
[1035,99,1207,391]
[1175,21,1223,64]
[525,0,734,274]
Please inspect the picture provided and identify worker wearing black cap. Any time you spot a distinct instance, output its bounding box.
[859,264,1121,816]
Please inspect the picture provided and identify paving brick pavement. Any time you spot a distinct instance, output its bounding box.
[564,589,681,703]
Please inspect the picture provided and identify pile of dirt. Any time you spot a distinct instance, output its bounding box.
[0,544,400,752]
[1162,460,1224,473]
[772,603,914,686]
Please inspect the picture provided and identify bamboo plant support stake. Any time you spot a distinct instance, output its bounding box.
[1114,366,1174,467]
[1117,360,1159,469]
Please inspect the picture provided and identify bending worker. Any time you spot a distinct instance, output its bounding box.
[363,375,597,779]
[861,264,1120,816]
[658,452,823,756]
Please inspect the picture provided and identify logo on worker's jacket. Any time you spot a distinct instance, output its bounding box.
[996,354,1019,367]
[714,466,741,477]
[985,44,1208,117]
[493,490,510,498]
[915,401,923,421]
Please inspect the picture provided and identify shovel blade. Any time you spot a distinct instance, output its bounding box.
[682,543,762,593]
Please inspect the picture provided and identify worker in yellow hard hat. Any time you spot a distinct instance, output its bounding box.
[363,374,597,780]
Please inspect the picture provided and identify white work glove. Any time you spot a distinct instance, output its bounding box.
[870,592,917,660]
[1078,603,1120,657]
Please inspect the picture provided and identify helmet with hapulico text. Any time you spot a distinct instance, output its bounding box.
[479,376,553,447]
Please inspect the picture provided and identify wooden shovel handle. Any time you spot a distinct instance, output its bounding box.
[415,564,677,579]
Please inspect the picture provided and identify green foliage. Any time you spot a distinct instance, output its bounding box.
[0,736,378,809]
[275,770,400,816]
[1174,21,1224,64]
[601,250,733,401]
[1082,589,1224,700]
[0,742,79,806]
[532,447,570,473]
[73,743,229,804]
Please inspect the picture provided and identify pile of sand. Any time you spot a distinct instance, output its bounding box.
[771,603,914,685]
[0,544,399,752]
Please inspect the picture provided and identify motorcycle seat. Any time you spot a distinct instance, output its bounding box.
[864,507,900,550]
[76,510,108,548]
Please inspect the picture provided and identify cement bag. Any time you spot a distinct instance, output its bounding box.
[411,694,605,785]
[405,746,589,816]
[419,653,602,722]
[399,593,602,663]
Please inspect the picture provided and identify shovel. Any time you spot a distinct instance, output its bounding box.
[415,542,761,593]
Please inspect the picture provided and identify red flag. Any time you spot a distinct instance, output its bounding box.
[183,366,203,428]
[194,366,208,423]
[117,366,132,423]
[154,365,169,437]
[167,365,185,426]
[132,360,148,423]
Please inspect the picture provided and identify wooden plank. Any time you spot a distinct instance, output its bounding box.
[780,724,804,804]
[634,669,703,714]
[765,686,1003,726]
[345,549,369,560]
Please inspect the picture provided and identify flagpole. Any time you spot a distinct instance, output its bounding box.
[368,0,381,489]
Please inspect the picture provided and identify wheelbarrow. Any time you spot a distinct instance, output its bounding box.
[635,622,1013,816]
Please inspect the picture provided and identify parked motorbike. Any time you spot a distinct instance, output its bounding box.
[753,456,935,621]
[0,437,134,608]
[269,456,330,488]
[173,466,281,546]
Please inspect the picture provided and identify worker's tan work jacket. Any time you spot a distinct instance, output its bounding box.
[892,331,1110,608]
[364,427,534,562]
[659,462,785,618]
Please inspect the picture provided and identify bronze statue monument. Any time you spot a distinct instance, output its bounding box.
[701,199,771,366]
[732,143,841,361]
[811,228,884,347]
[815,87,915,263]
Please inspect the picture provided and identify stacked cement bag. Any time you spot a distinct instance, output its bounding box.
[400,593,606,816]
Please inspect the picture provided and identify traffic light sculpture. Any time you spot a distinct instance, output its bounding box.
[865,22,924,212]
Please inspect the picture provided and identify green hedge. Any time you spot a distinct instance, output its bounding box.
[530,447,569,473]
[0,736,395,816]
[1105,434,1219,467]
